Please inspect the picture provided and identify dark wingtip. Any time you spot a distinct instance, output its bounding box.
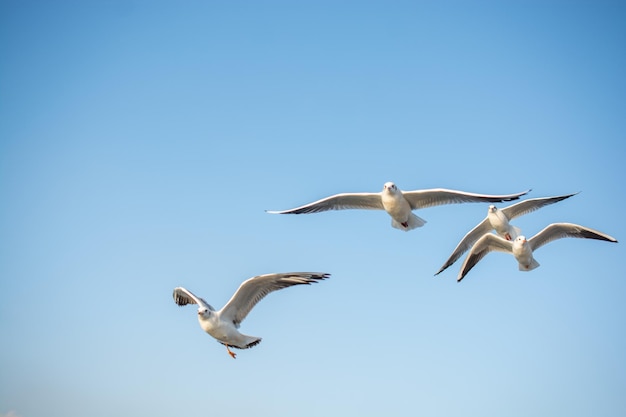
[306,272,331,283]
[558,191,580,199]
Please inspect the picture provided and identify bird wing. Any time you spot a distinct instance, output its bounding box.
[172,287,213,310]
[266,192,383,214]
[457,233,513,282]
[401,188,531,210]
[219,272,330,327]
[529,223,618,252]
[435,218,493,275]
[501,193,578,220]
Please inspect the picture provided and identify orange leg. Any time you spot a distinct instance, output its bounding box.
[226,345,237,359]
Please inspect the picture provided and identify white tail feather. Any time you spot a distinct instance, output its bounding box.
[518,258,540,271]
[391,213,426,231]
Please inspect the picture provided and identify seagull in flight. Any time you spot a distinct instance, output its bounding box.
[267,181,530,231]
[173,272,330,358]
[457,223,617,282]
[435,192,578,275]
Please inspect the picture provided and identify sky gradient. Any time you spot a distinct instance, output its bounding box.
[1,1,625,417]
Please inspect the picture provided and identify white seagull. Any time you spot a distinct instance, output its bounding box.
[173,272,330,358]
[435,192,578,275]
[457,223,617,282]
[267,182,530,231]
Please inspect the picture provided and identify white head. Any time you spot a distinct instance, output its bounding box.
[197,307,212,319]
[513,235,527,247]
[488,205,497,213]
[383,182,398,193]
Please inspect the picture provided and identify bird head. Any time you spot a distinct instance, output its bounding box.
[197,307,211,318]
[488,205,497,213]
[513,235,528,247]
[383,182,397,193]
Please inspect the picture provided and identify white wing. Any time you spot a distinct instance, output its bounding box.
[172,287,214,310]
[402,188,530,210]
[435,218,493,275]
[529,223,618,252]
[457,234,514,282]
[219,272,330,327]
[267,192,383,214]
[501,193,578,220]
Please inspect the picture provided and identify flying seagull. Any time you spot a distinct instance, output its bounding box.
[173,272,330,358]
[435,192,578,275]
[267,182,530,231]
[457,223,617,282]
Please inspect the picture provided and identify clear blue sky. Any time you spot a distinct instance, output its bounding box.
[1,1,625,416]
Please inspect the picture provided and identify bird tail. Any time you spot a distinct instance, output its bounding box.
[391,213,426,231]
[218,336,262,350]
[518,258,540,271]
[244,337,262,349]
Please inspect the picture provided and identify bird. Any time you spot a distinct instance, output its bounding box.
[173,272,330,358]
[267,182,530,231]
[456,223,617,282]
[435,192,578,275]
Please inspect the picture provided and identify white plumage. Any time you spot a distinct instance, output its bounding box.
[457,223,617,282]
[268,181,530,231]
[173,272,330,358]
[436,193,578,275]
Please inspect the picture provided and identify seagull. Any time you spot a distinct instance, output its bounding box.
[267,182,530,231]
[173,272,330,358]
[457,223,617,282]
[435,192,578,275]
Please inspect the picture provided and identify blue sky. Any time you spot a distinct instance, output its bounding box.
[1,1,625,416]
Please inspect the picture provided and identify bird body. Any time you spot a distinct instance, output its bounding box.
[487,205,522,240]
[511,236,540,271]
[268,181,529,231]
[456,223,617,281]
[381,182,426,230]
[173,272,330,358]
[197,311,261,349]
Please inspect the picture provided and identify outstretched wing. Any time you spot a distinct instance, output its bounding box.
[501,193,578,220]
[457,233,513,282]
[529,223,618,252]
[435,218,493,275]
[172,287,213,310]
[402,188,530,210]
[266,193,383,214]
[219,272,330,327]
